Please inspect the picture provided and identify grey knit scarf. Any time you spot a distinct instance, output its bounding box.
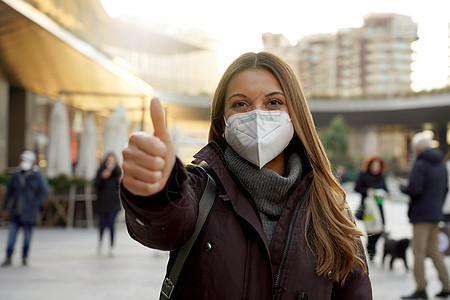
[224,147,302,245]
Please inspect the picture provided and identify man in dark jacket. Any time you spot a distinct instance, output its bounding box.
[1,150,48,267]
[400,132,450,299]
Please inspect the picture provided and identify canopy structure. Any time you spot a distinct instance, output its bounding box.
[0,0,211,122]
[0,1,150,115]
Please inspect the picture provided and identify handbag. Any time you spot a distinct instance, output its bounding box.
[355,204,364,220]
[160,173,217,300]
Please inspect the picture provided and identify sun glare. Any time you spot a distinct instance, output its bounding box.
[100,0,450,91]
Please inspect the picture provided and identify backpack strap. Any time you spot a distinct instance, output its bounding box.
[160,173,217,299]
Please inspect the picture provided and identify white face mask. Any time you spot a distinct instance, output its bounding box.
[20,160,32,171]
[224,109,294,169]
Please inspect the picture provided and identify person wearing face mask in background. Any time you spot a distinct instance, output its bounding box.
[1,150,48,267]
[94,152,122,256]
[120,52,372,299]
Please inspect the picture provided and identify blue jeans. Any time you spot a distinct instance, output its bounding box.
[98,209,118,247]
[6,215,34,259]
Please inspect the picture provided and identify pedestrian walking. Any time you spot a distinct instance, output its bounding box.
[94,152,122,257]
[120,52,372,299]
[1,150,48,267]
[400,132,450,299]
[355,154,389,262]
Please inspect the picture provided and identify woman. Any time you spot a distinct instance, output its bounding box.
[355,154,389,262]
[120,52,372,299]
[95,152,122,256]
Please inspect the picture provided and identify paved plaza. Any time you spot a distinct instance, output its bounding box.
[1,182,450,299]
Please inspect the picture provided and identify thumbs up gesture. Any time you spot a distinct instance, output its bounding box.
[122,98,176,196]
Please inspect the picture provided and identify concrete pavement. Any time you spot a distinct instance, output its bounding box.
[0,222,168,300]
[1,183,450,300]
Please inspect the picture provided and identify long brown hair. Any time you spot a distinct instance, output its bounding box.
[209,52,366,283]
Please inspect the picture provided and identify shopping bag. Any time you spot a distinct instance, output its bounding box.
[363,196,383,235]
[373,188,387,205]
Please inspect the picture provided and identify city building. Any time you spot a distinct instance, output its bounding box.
[262,14,449,172]
[263,13,417,98]
[261,33,292,57]
[0,0,218,172]
[336,27,363,98]
[296,33,338,98]
[0,2,447,180]
[361,13,417,97]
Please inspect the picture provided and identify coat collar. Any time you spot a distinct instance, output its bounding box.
[193,141,270,251]
[193,140,314,254]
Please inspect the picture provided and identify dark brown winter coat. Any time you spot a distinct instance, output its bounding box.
[120,141,372,299]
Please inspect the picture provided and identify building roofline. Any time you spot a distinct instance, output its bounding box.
[309,93,450,113]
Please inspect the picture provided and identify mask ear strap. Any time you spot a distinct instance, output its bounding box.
[223,115,228,126]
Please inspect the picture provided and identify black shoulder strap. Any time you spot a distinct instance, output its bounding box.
[160,173,217,300]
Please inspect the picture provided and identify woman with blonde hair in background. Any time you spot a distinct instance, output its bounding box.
[120,52,372,299]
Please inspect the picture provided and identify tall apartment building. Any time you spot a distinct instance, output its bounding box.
[296,34,337,98]
[261,33,292,56]
[336,28,363,98]
[261,33,298,74]
[263,13,417,98]
[361,13,417,97]
[262,33,336,96]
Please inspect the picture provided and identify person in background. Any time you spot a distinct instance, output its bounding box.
[1,150,48,267]
[355,154,389,262]
[400,132,450,300]
[94,152,122,257]
[442,150,450,221]
[120,52,372,299]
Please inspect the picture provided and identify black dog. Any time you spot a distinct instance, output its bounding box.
[382,236,410,271]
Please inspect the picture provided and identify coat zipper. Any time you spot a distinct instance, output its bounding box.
[273,184,311,298]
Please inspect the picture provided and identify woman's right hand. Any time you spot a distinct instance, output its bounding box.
[122,98,176,196]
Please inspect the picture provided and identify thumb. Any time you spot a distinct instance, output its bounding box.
[150,97,168,138]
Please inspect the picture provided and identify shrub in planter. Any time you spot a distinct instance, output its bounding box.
[48,175,72,193]
[48,175,94,193]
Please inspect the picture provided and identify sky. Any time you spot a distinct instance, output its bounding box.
[100,0,450,92]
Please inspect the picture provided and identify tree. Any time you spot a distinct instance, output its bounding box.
[320,115,350,168]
